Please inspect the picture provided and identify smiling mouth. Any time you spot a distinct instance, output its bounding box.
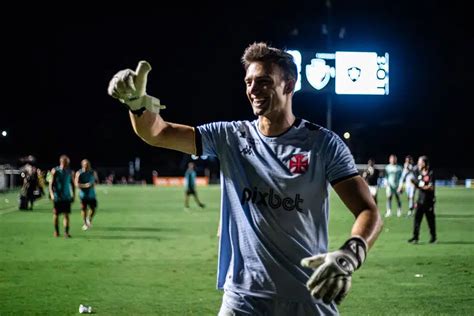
[252,98,268,107]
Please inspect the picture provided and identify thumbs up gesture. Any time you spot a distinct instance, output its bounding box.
[108,61,166,115]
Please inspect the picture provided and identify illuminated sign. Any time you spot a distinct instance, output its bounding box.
[335,52,389,95]
[287,50,389,95]
[306,58,335,91]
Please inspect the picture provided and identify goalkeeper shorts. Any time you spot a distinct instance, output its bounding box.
[218,289,339,316]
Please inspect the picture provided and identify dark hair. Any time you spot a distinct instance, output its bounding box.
[241,42,297,82]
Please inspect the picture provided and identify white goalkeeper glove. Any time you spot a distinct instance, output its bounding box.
[107,61,166,116]
[301,236,367,305]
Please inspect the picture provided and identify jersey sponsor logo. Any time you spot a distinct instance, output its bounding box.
[288,153,310,174]
[241,187,304,212]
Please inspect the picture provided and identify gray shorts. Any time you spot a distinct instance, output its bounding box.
[218,289,338,316]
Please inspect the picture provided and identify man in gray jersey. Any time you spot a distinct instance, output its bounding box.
[108,42,382,315]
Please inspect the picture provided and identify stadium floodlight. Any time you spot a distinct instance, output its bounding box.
[1,130,6,137]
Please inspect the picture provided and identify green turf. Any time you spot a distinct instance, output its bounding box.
[0,185,473,315]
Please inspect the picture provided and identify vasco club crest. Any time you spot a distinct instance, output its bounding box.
[288,153,310,174]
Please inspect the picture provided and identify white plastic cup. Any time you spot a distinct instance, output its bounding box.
[79,304,92,314]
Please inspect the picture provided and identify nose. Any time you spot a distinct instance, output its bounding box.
[248,81,260,95]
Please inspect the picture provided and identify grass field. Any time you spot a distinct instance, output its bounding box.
[1,185,473,315]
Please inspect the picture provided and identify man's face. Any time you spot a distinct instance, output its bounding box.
[389,155,397,164]
[417,158,426,170]
[60,157,70,167]
[245,62,289,116]
[81,160,90,170]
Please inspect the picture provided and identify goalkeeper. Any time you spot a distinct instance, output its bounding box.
[108,42,382,315]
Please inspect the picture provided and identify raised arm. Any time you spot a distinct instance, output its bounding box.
[129,112,196,154]
[108,61,197,154]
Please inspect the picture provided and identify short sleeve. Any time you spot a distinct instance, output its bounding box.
[324,132,359,186]
[195,122,231,158]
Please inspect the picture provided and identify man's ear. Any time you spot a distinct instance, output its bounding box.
[284,79,296,94]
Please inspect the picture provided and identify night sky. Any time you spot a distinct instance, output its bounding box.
[2,2,472,178]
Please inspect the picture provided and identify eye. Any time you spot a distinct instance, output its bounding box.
[258,78,272,86]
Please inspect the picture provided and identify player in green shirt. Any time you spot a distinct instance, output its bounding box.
[49,155,75,238]
[384,154,403,217]
[75,159,99,230]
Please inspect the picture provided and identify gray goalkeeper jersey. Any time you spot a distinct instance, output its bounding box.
[196,118,358,311]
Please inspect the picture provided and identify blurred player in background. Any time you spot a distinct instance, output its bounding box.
[362,158,380,205]
[19,164,39,210]
[184,161,205,209]
[37,168,46,198]
[399,155,416,216]
[50,155,75,238]
[45,169,53,199]
[108,42,382,315]
[75,159,99,230]
[408,156,437,244]
[384,154,403,217]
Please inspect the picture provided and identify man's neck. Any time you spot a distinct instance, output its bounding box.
[258,111,296,137]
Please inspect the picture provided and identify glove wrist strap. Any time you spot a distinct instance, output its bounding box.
[125,95,166,116]
[340,236,368,270]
